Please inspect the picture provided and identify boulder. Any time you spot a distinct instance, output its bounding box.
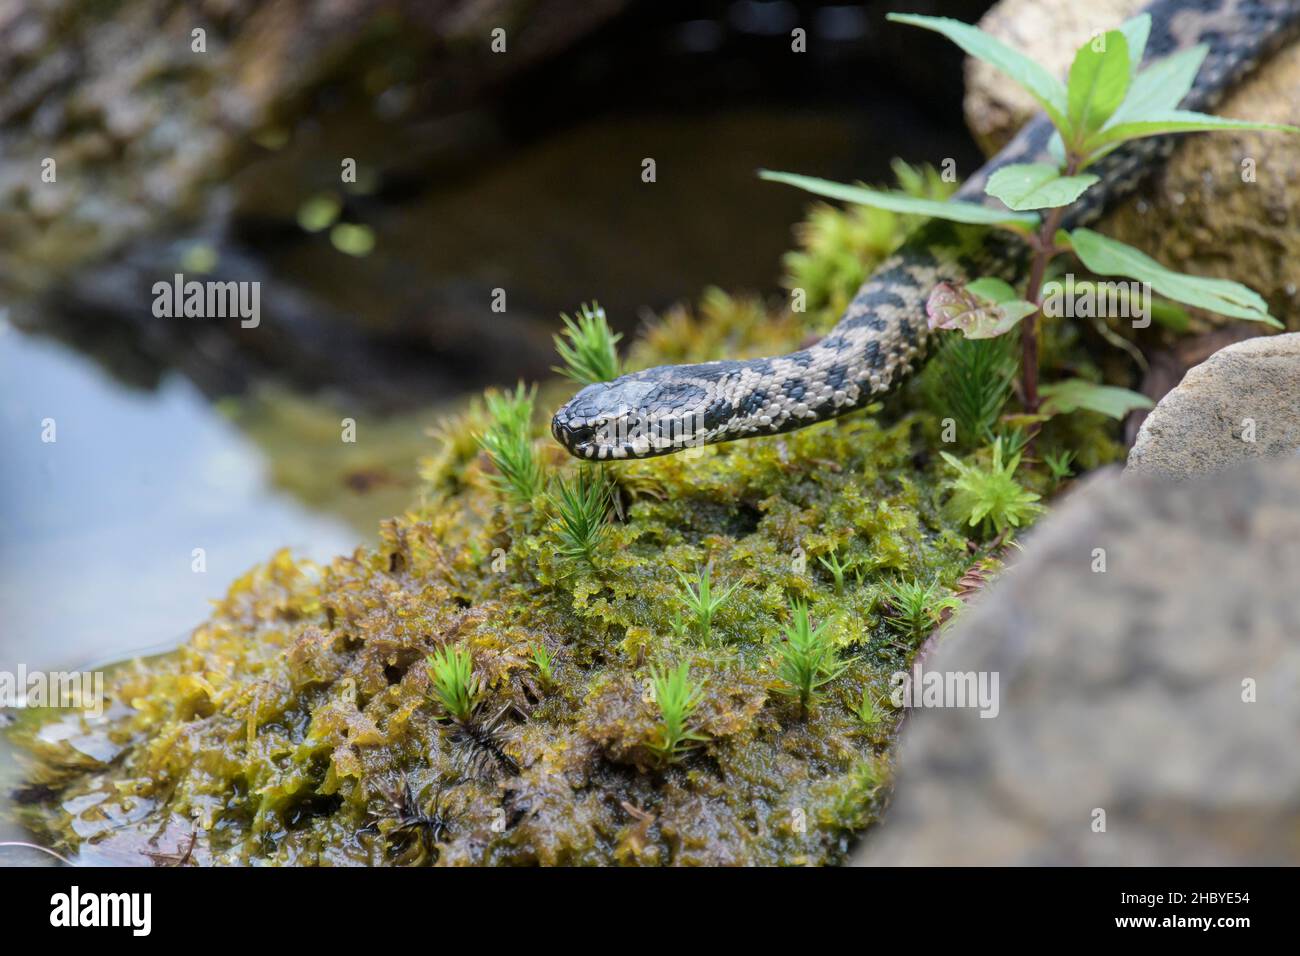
[857,457,1300,865]
[1127,333,1300,478]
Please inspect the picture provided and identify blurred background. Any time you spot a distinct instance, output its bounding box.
[0,0,994,675]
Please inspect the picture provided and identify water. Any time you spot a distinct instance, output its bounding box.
[0,322,361,674]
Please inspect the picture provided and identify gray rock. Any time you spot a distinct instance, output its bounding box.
[856,458,1300,865]
[1127,333,1300,479]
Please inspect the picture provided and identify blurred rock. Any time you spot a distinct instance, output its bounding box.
[965,0,1300,324]
[1127,333,1300,479]
[0,0,627,297]
[857,458,1300,865]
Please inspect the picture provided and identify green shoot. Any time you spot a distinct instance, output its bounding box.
[477,384,544,504]
[674,565,741,643]
[941,437,1044,538]
[553,302,622,385]
[774,599,847,715]
[548,467,613,567]
[427,646,480,723]
[817,548,859,593]
[530,643,554,686]
[851,688,886,729]
[880,577,961,640]
[647,662,708,765]
[923,333,1016,448]
[1043,448,1076,483]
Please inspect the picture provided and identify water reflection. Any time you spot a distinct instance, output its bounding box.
[0,324,359,673]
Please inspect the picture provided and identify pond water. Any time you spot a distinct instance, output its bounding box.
[0,323,362,675]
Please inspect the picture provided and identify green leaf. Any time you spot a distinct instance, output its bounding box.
[1086,109,1299,154]
[1067,31,1130,139]
[1039,379,1153,419]
[1106,45,1207,127]
[965,277,1020,303]
[1068,228,1281,326]
[926,281,1037,339]
[985,163,1099,210]
[758,170,1039,227]
[1117,13,1151,72]
[887,14,1070,135]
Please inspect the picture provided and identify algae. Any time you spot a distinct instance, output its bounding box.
[5,188,1125,867]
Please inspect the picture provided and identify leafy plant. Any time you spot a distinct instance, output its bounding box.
[941,437,1045,537]
[851,688,886,729]
[674,565,741,643]
[773,599,848,715]
[880,577,962,639]
[1038,377,1152,418]
[764,11,1293,431]
[923,331,1017,448]
[427,646,481,723]
[817,547,860,593]
[548,467,613,567]
[553,302,622,385]
[646,662,708,765]
[477,384,544,504]
[1043,448,1076,483]
[530,643,555,686]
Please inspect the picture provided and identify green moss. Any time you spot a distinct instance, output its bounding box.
[6,187,1125,867]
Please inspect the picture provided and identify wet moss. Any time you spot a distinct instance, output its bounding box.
[6,198,1123,867]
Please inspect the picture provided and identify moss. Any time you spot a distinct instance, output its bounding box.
[6,192,1124,867]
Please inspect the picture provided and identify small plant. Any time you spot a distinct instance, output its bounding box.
[765,11,1293,434]
[548,467,613,567]
[674,565,741,643]
[923,333,1017,448]
[774,599,847,715]
[477,384,544,504]
[817,548,860,594]
[941,437,1044,538]
[553,302,622,385]
[851,688,886,729]
[669,611,690,639]
[646,662,708,765]
[530,642,554,686]
[427,645,480,723]
[880,577,962,639]
[1043,448,1076,483]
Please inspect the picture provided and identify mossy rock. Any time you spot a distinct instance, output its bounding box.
[5,191,1124,867]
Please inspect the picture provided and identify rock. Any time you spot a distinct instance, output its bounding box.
[856,457,1300,865]
[0,0,627,297]
[1127,333,1300,479]
[965,0,1300,324]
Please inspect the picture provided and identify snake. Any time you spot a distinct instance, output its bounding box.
[552,0,1300,460]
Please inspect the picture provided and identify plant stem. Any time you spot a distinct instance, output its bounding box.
[1020,156,1079,416]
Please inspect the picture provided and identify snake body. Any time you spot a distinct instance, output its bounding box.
[553,0,1300,460]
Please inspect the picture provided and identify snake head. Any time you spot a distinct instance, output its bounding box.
[551,374,709,460]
